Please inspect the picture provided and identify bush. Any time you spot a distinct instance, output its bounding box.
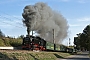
[9,38,22,47]
[0,39,5,46]
[0,38,22,47]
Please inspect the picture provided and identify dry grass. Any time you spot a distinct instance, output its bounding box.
[0,50,71,60]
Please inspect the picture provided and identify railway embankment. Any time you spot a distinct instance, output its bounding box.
[0,50,72,60]
[0,37,74,60]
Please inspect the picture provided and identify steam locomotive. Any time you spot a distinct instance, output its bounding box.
[22,35,46,50]
[22,35,75,53]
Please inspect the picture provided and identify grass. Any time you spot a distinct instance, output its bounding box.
[0,37,22,47]
[0,51,71,60]
[0,37,72,60]
[0,39,5,46]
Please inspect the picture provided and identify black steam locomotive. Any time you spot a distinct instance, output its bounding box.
[22,35,75,53]
[22,35,46,50]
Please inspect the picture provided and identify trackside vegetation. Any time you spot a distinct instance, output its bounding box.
[74,25,90,51]
[0,51,71,60]
[0,37,22,47]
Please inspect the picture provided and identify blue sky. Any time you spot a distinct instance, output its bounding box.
[0,0,90,46]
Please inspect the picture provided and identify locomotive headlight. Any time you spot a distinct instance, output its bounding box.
[39,42,40,44]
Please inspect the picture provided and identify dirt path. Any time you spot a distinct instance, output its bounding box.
[57,51,90,60]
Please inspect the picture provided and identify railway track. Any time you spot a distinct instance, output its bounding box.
[0,50,41,53]
[0,47,28,53]
[0,47,42,53]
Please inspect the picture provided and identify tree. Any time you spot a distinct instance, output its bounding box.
[74,25,90,51]
[18,35,24,39]
[83,25,90,51]
[74,37,80,50]
[0,29,5,37]
[74,33,81,50]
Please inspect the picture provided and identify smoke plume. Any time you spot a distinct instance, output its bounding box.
[22,2,68,44]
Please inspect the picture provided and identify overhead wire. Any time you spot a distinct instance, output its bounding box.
[0,10,21,20]
[0,10,25,29]
[0,10,23,25]
[0,15,24,29]
[0,15,23,25]
[0,11,37,34]
[0,20,24,28]
[0,11,38,36]
[0,11,29,36]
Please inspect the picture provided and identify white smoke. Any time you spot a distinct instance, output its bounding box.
[22,2,68,44]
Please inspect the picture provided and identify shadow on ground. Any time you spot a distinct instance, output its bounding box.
[30,54,39,60]
[0,52,18,60]
[54,53,64,58]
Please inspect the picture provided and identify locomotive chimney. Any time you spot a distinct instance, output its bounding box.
[27,27,30,36]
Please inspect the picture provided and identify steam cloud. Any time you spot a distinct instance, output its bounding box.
[22,2,68,44]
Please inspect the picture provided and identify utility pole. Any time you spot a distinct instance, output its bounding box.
[53,29,55,50]
[69,38,70,47]
[32,30,33,36]
[53,29,54,43]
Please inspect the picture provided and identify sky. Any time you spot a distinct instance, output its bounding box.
[0,0,90,46]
